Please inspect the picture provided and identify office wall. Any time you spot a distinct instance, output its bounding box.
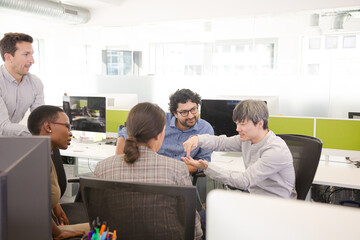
[90,0,360,26]
[0,7,359,117]
[0,12,99,106]
[92,13,360,117]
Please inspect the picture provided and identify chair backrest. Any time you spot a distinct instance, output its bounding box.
[52,148,67,197]
[80,177,196,240]
[277,134,323,200]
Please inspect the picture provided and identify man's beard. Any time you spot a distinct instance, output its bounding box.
[179,116,197,128]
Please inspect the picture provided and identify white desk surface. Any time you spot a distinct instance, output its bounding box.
[315,160,360,189]
[61,142,360,190]
[211,151,360,190]
[60,141,115,160]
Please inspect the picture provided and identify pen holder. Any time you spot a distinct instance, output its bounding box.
[81,231,116,240]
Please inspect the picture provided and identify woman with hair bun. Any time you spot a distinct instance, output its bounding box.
[95,102,202,239]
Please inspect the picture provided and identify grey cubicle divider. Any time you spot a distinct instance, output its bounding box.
[0,136,52,240]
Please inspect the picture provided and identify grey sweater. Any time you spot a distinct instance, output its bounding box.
[201,130,297,198]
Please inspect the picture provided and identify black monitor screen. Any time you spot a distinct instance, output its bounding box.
[63,96,106,133]
[201,99,241,137]
[349,112,360,119]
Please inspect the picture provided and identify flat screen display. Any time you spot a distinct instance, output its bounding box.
[201,99,241,137]
[63,96,106,133]
[349,112,360,119]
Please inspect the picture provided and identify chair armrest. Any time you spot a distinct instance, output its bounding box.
[226,184,248,192]
[191,171,206,186]
[68,172,96,183]
[67,177,80,183]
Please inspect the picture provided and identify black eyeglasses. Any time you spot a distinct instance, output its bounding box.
[51,122,71,131]
[177,107,198,117]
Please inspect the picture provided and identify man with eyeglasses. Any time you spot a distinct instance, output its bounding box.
[0,33,44,136]
[116,88,214,173]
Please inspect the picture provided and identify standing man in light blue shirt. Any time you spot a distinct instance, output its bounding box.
[116,89,214,173]
[0,33,44,136]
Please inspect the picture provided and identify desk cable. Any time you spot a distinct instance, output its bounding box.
[345,158,360,168]
[87,158,95,174]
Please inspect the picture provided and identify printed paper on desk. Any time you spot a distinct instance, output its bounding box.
[93,133,103,142]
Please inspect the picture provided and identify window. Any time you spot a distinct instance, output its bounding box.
[309,37,321,49]
[102,50,142,76]
[212,40,275,75]
[325,36,338,49]
[302,34,360,76]
[307,64,320,75]
[31,39,42,76]
[343,35,356,48]
[149,38,276,76]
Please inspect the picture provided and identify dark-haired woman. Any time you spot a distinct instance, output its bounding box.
[28,105,88,240]
[95,102,202,239]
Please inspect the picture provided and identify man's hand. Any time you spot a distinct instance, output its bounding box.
[186,164,198,173]
[183,135,199,157]
[181,156,209,170]
[53,204,69,226]
[115,137,125,155]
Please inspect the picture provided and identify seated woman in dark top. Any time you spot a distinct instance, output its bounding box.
[28,105,88,240]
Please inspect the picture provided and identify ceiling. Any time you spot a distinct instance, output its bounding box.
[60,0,360,26]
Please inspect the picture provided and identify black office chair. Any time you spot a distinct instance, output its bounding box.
[80,177,197,240]
[51,148,88,224]
[191,171,205,186]
[277,134,323,200]
[191,171,207,211]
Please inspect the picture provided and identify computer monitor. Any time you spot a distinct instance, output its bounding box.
[348,112,360,119]
[63,96,106,133]
[201,99,241,137]
[0,136,52,239]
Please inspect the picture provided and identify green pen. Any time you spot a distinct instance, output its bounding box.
[92,228,100,240]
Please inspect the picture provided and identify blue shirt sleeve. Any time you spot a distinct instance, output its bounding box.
[118,127,128,138]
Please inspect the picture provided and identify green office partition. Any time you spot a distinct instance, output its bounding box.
[106,110,129,133]
[269,116,314,136]
[316,119,360,151]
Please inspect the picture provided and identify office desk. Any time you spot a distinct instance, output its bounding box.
[59,141,116,190]
[211,151,360,190]
[58,142,115,197]
[60,141,115,160]
[314,161,360,189]
[61,142,360,190]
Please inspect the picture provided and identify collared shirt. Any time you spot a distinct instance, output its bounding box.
[0,65,44,136]
[158,113,214,161]
[119,112,214,162]
[95,146,203,239]
[201,130,297,199]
